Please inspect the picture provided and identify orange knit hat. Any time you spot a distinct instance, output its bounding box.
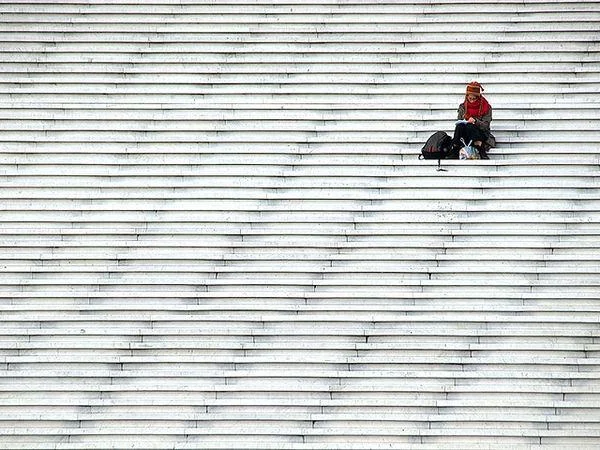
[466,81,483,97]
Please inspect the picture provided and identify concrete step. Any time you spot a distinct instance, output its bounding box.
[3,62,600,76]
[1,2,598,13]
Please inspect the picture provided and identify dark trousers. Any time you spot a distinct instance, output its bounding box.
[452,122,486,149]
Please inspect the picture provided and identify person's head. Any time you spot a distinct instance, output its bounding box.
[465,81,483,102]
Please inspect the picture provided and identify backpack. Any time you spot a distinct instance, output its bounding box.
[419,131,452,160]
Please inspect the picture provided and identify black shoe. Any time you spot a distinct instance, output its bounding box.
[473,143,489,160]
[479,142,492,160]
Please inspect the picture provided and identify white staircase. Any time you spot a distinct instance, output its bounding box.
[1,1,600,448]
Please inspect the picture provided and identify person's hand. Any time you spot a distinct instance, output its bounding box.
[467,117,476,124]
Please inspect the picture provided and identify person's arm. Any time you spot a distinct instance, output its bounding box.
[457,103,465,120]
[474,106,492,132]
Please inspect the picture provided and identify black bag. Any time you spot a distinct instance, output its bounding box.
[419,131,452,160]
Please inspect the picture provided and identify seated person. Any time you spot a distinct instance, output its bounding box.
[452,81,496,159]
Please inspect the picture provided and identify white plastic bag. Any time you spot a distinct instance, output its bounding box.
[459,138,480,160]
